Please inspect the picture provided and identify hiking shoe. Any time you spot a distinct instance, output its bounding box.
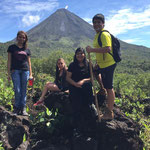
[22,111,28,116]
[20,107,28,116]
[33,100,44,106]
[13,107,20,115]
[100,108,114,120]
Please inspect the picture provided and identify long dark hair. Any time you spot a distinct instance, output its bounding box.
[55,58,67,81]
[17,31,28,49]
[73,47,88,67]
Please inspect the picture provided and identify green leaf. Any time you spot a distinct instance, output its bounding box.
[46,122,51,127]
[40,118,45,122]
[46,108,52,116]
[23,134,26,142]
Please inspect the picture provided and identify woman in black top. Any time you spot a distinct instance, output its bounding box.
[67,47,97,130]
[7,31,33,116]
[34,58,68,106]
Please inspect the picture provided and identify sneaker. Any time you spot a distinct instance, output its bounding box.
[22,111,29,116]
[100,108,114,120]
[13,107,20,115]
[33,100,44,106]
[20,107,28,116]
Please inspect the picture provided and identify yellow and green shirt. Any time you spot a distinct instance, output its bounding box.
[93,29,115,68]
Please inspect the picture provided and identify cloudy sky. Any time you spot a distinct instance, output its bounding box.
[0,0,150,48]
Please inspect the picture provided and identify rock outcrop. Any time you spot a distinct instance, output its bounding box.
[0,106,31,150]
[0,91,144,150]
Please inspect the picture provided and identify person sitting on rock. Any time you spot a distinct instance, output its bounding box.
[66,47,97,131]
[34,58,69,106]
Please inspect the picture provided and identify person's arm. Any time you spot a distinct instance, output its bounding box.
[7,52,11,81]
[86,46,111,53]
[66,71,82,88]
[77,78,91,86]
[27,56,33,79]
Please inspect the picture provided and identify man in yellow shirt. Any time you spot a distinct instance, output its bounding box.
[86,14,116,120]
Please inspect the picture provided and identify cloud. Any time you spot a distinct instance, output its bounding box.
[0,0,59,14]
[0,0,59,27]
[65,5,68,9]
[83,18,92,24]
[22,14,40,27]
[122,38,140,43]
[105,6,150,35]
[83,5,150,36]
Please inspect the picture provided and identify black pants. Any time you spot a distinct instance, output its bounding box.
[69,82,95,129]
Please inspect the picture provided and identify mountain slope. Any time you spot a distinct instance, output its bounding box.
[0,8,150,61]
[27,8,95,41]
[25,8,95,57]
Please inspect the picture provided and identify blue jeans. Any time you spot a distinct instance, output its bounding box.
[11,70,29,109]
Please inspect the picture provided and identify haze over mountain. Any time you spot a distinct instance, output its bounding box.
[0,8,150,61]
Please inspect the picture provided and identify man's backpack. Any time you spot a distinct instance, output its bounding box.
[98,30,121,63]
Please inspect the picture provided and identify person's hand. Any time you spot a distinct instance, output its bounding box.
[77,80,84,86]
[74,82,82,88]
[86,46,92,53]
[29,75,33,80]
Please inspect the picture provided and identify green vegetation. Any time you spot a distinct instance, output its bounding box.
[0,50,150,149]
[1,8,149,148]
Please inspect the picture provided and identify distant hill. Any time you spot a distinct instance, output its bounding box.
[0,41,13,57]
[0,8,150,62]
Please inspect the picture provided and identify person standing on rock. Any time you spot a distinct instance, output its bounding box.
[34,58,69,106]
[7,31,33,116]
[86,14,116,120]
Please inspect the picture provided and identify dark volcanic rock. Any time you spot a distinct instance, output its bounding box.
[0,91,144,150]
[0,106,31,150]
[96,107,143,150]
[44,91,71,115]
[40,92,144,150]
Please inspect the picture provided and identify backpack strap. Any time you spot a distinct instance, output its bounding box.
[98,30,109,47]
[98,30,113,57]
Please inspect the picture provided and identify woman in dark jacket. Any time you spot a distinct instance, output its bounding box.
[34,58,68,106]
